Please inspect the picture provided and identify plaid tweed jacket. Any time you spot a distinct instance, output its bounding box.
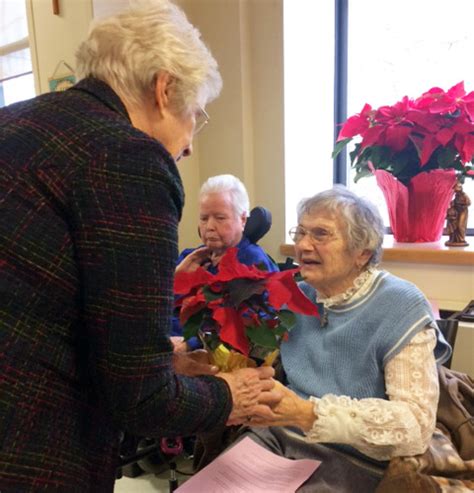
[0,78,231,492]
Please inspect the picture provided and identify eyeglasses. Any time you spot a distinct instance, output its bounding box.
[194,105,210,136]
[288,226,335,245]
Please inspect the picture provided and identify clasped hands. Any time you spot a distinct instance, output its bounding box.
[173,350,316,430]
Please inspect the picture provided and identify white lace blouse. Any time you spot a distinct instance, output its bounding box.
[302,269,440,461]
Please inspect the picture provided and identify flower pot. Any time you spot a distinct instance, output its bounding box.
[374,169,457,242]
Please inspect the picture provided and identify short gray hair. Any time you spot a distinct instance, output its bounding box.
[75,0,222,110]
[199,174,250,218]
[297,185,385,266]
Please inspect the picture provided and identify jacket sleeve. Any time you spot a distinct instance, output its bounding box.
[71,142,231,437]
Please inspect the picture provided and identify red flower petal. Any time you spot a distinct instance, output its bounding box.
[266,271,319,316]
[174,267,214,295]
[179,291,207,324]
[213,306,250,356]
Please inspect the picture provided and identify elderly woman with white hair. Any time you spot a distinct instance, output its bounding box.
[0,2,278,491]
[240,186,452,492]
[172,174,277,349]
[176,174,278,274]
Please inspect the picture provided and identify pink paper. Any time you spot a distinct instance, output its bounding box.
[175,436,321,493]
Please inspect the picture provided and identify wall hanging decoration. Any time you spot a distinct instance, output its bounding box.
[48,60,76,92]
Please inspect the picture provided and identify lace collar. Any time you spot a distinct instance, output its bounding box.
[316,266,378,309]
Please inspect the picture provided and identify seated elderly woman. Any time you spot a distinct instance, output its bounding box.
[172,174,277,346]
[242,186,451,492]
[176,173,277,275]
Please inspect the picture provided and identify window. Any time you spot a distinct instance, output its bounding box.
[283,0,335,232]
[0,0,36,107]
[284,0,474,233]
[347,0,474,232]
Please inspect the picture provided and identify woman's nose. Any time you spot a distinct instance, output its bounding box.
[298,233,315,250]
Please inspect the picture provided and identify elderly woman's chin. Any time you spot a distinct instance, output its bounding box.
[299,264,322,286]
[204,239,225,253]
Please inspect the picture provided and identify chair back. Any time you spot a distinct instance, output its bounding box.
[243,206,272,244]
[436,319,459,369]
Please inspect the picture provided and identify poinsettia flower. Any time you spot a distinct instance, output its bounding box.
[267,271,319,316]
[174,267,214,295]
[382,125,412,152]
[179,291,207,324]
[337,103,373,140]
[213,248,268,282]
[212,306,249,355]
[174,247,319,358]
[359,125,385,149]
[332,81,474,185]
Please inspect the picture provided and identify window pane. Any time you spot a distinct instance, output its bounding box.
[284,0,335,235]
[1,72,35,106]
[0,0,35,106]
[347,0,474,230]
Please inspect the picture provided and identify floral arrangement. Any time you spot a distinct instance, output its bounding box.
[332,81,474,186]
[174,248,318,370]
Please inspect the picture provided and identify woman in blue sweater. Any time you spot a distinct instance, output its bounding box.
[244,186,451,492]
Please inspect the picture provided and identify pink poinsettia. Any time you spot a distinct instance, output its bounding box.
[174,248,318,357]
[333,82,474,186]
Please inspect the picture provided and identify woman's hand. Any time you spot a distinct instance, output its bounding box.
[217,366,283,426]
[249,381,317,431]
[175,246,211,274]
[173,349,219,376]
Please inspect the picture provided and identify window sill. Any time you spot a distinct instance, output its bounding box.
[280,235,474,266]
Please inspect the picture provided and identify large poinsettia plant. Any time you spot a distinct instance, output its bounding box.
[174,248,318,369]
[332,81,474,186]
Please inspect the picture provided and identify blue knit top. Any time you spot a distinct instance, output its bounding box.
[281,271,451,401]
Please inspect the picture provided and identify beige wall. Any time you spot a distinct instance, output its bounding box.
[27,0,93,95]
[178,0,285,257]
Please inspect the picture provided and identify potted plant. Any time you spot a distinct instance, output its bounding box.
[174,248,318,370]
[333,82,474,242]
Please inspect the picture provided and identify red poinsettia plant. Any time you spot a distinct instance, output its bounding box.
[332,81,474,186]
[174,248,318,368]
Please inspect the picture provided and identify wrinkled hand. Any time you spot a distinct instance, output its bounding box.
[248,381,316,431]
[175,246,211,274]
[173,350,219,377]
[217,366,283,426]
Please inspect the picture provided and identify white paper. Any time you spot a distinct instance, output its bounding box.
[175,436,321,493]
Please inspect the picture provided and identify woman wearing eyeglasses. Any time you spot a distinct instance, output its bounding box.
[0,2,279,492]
[243,185,451,492]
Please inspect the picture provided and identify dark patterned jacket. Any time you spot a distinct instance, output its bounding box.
[0,78,232,492]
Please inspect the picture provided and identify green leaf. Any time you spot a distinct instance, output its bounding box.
[202,285,222,302]
[354,168,373,183]
[227,278,266,306]
[246,325,278,349]
[331,137,352,159]
[182,312,204,340]
[277,309,296,330]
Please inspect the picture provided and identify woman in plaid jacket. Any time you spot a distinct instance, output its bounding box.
[0,2,277,491]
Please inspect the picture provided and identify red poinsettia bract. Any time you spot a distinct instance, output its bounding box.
[333,82,474,186]
[174,248,318,356]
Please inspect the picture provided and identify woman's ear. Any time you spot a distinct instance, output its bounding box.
[241,213,247,230]
[154,71,173,113]
[357,249,372,270]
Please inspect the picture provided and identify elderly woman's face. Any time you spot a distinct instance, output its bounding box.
[199,192,246,254]
[153,106,199,162]
[295,211,370,298]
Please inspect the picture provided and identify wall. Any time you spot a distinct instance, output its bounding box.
[178,0,285,257]
[27,0,93,95]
